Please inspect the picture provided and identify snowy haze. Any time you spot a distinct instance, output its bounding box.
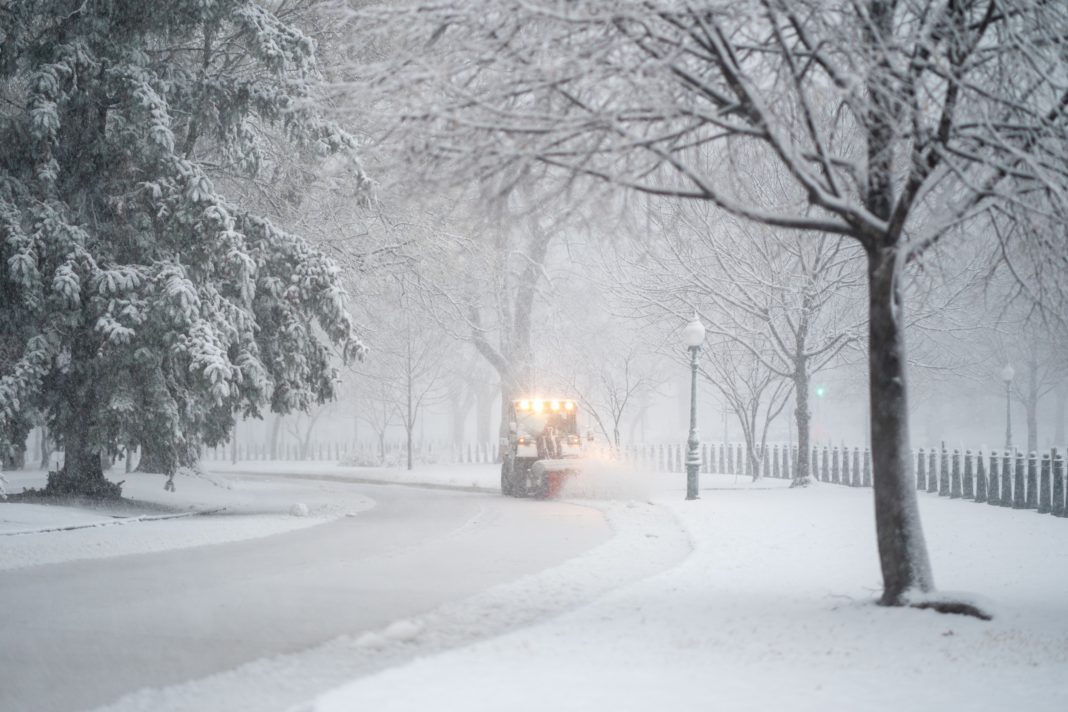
[3,1,1068,711]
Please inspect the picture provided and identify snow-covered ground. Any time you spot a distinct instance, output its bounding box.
[309,470,1068,712]
[211,459,502,492]
[3,461,1067,712]
[0,467,372,570]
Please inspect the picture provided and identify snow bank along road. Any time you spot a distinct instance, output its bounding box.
[0,472,653,712]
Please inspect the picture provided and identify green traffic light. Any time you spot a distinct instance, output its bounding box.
[815,386,826,398]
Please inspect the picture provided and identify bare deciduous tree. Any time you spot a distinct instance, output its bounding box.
[343,0,1068,611]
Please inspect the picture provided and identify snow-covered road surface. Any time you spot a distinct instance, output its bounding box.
[0,473,620,712]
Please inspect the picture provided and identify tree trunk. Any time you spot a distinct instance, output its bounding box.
[792,362,813,486]
[47,397,121,498]
[136,441,173,474]
[39,426,53,470]
[1054,385,1066,447]
[269,415,283,460]
[449,387,474,449]
[1026,362,1039,453]
[867,246,934,605]
[478,384,495,446]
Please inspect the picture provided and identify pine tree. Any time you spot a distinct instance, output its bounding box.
[0,1,366,496]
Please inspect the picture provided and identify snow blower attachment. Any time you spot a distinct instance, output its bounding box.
[501,398,589,498]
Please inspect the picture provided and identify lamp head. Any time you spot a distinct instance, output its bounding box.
[683,313,706,348]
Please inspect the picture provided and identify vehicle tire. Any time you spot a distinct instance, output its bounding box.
[501,463,512,496]
[501,459,519,496]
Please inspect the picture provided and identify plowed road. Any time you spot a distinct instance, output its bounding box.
[0,475,610,712]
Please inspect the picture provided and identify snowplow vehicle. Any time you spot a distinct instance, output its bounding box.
[501,398,588,498]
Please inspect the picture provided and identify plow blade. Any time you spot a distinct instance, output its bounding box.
[531,459,584,498]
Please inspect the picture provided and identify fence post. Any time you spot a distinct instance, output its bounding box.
[862,448,871,487]
[1013,451,1026,509]
[771,445,780,478]
[784,445,792,480]
[1026,451,1039,509]
[850,448,859,486]
[998,451,1012,506]
[915,448,925,490]
[987,452,1000,505]
[842,446,852,486]
[1039,453,1052,514]
[1053,454,1066,517]
[939,447,950,496]
[975,450,987,503]
[926,450,938,493]
[961,449,973,498]
[702,443,709,474]
[950,450,962,498]
[717,444,724,474]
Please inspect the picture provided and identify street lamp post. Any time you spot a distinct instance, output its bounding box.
[683,314,706,500]
[1001,364,1015,452]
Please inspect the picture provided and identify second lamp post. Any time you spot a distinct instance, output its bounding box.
[1001,363,1014,452]
[683,314,706,500]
